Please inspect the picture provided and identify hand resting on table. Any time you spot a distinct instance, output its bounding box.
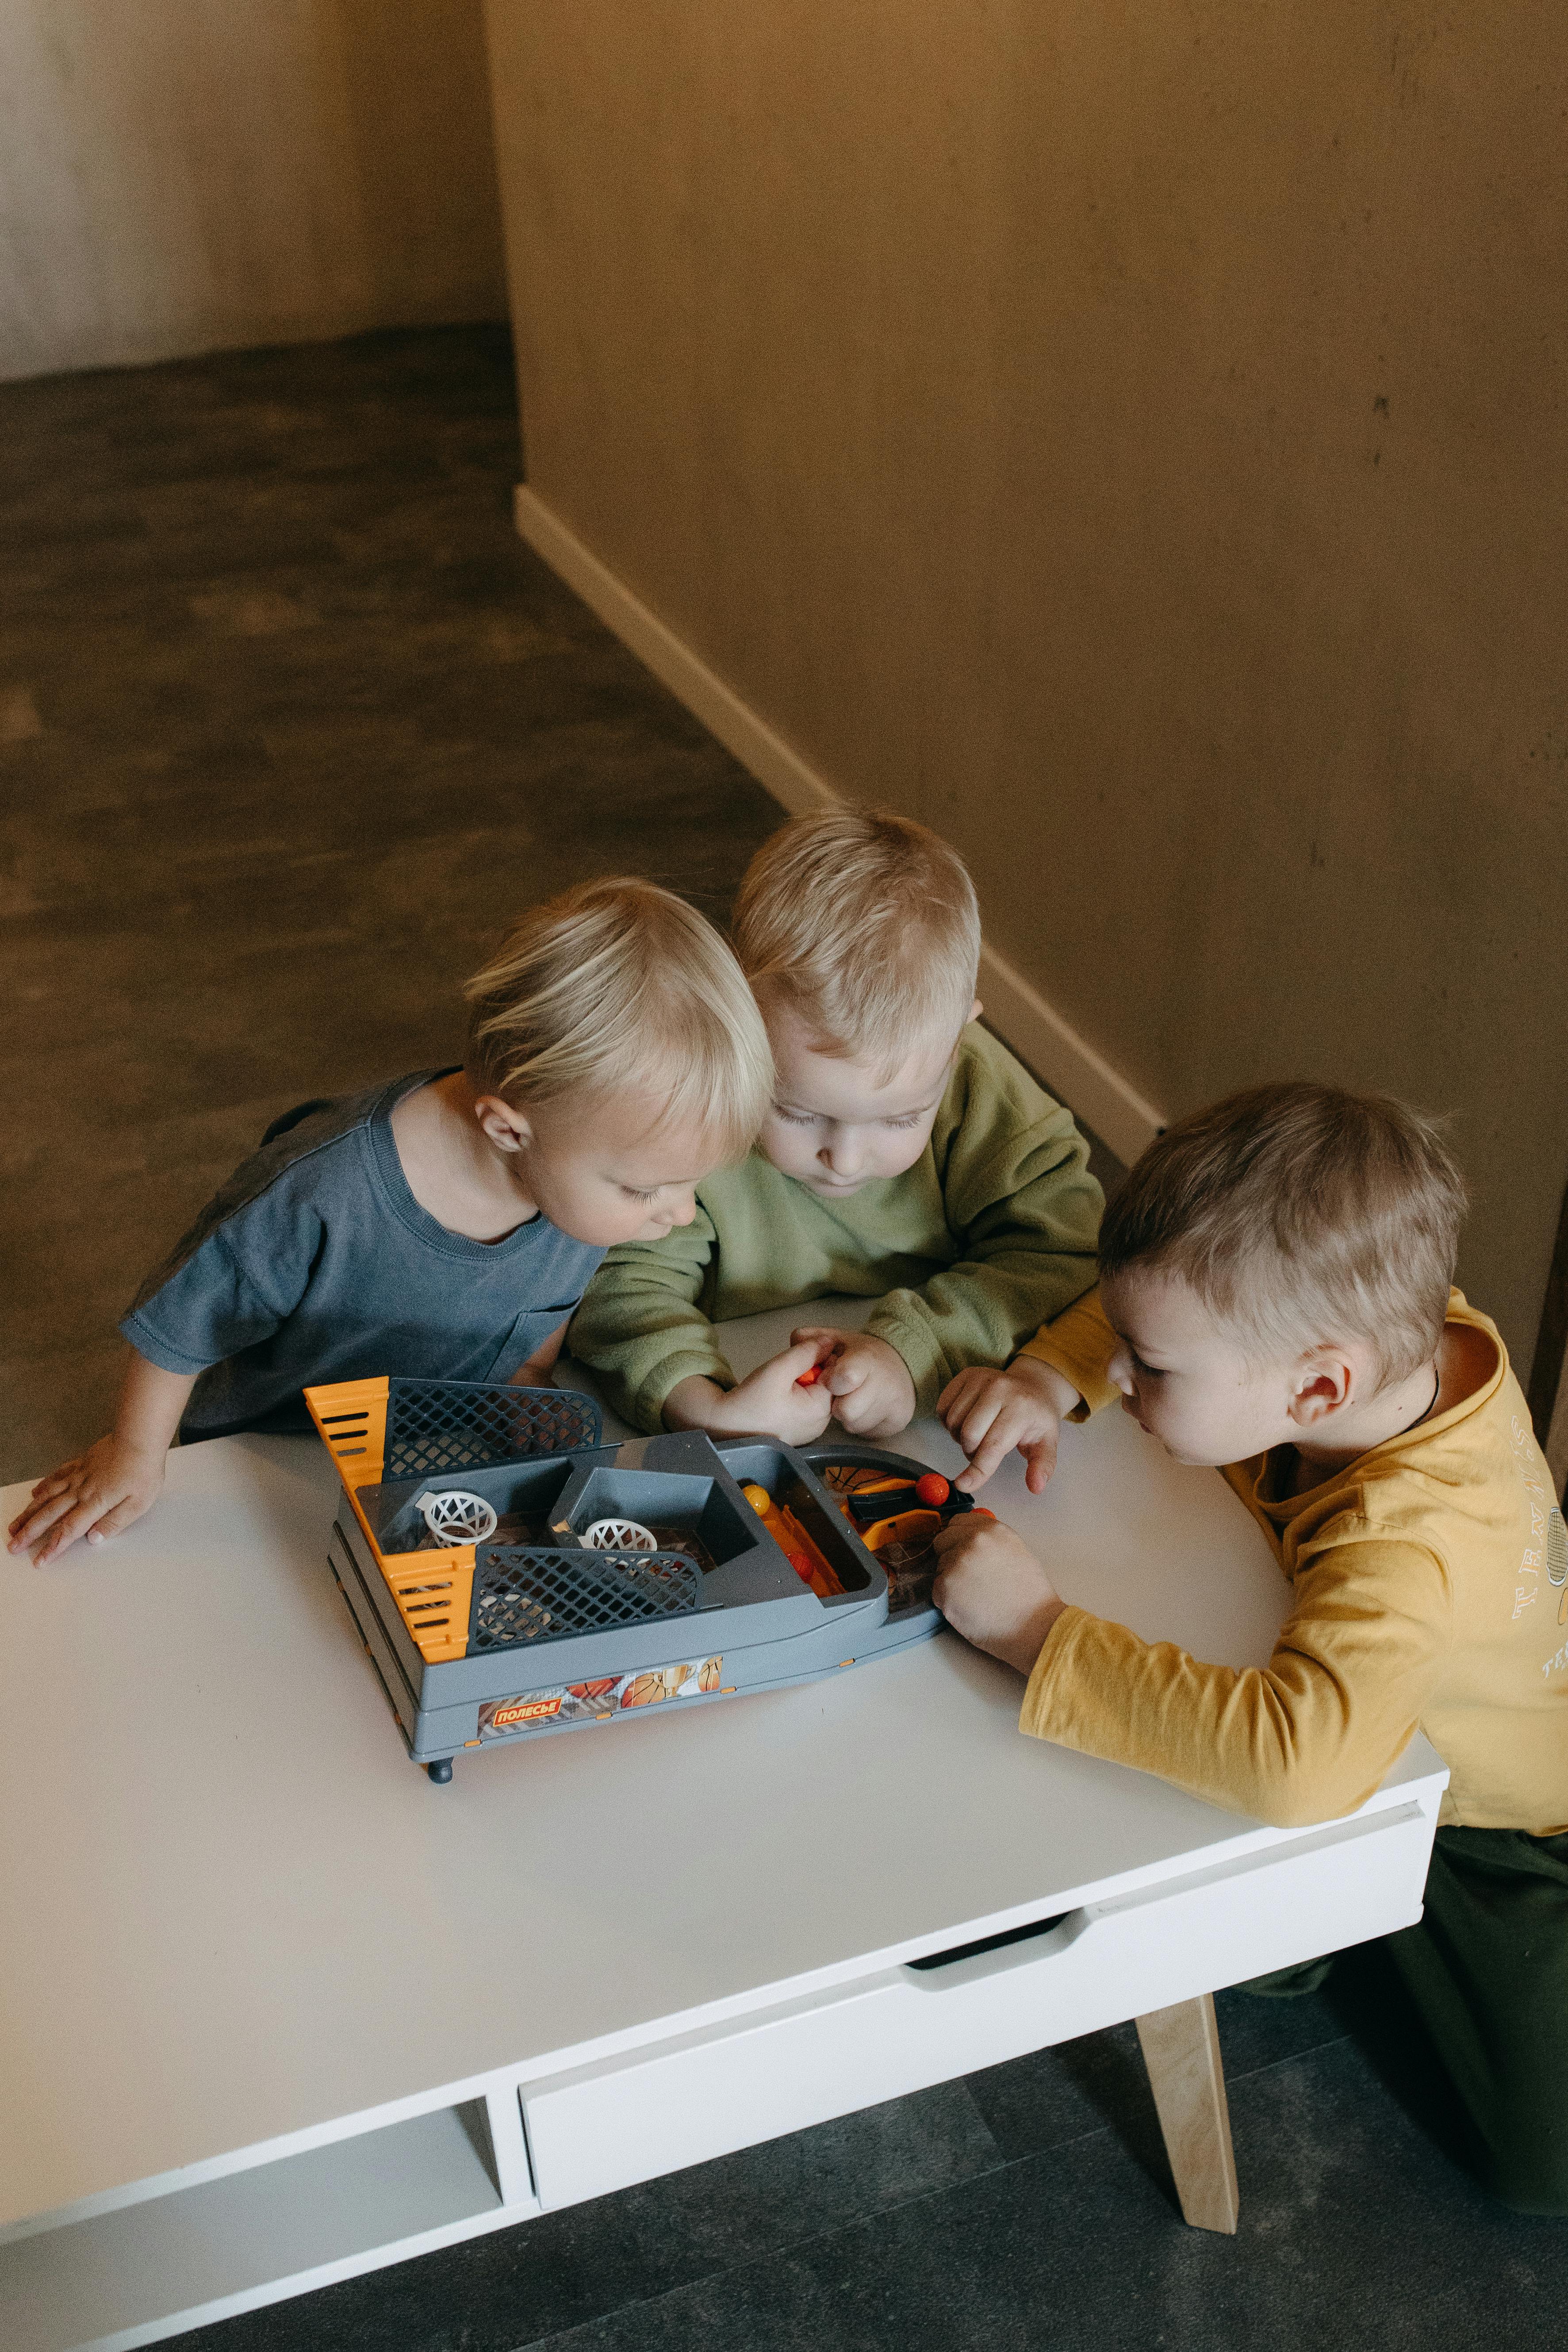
[932,1512,1066,1679]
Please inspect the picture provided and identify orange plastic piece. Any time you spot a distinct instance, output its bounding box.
[306,1374,474,1663]
[795,1365,820,1387]
[741,1479,843,1598]
[376,1549,476,1663]
[861,1507,942,1558]
[304,1376,389,1489]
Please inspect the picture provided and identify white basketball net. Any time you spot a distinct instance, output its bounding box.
[583,1516,657,1552]
[417,1489,499,1546]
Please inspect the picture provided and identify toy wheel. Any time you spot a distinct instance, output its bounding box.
[426,1758,453,1784]
[583,1516,657,1551]
[417,1489,498,1546]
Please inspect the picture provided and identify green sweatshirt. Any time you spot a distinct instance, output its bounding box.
[568,1025,1104,1431]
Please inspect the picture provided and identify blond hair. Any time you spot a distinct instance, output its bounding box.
[732,808,981,1071]
[1099,1082,1467,1386]
[464,879,772,1161]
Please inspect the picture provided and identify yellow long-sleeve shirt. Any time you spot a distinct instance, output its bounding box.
[1019,1291,1568,1832]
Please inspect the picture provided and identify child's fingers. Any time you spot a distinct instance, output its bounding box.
[767,1338,831,1388]
[931,1514,986,1565]
[85,1494,146,1544]
[951,1459,994,1495]
[796,1387,835,1437]
[958,1400,1041,1489]
[32,1501,108,1565]
[789,1331,844,1389]
[13,1464,82,1525]
[1020,1427,1060,1494]
[33,1459,85,1493]
[951,1386,1006,1460]
[8,1485,87,1553]
[832,1378,906,1439]
[937,1369,987,1426]
[32,1477,135,1563]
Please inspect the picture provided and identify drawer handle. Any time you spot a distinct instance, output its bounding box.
[904,1908,1087,1987]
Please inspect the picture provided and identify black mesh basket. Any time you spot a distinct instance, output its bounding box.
[383,1379,601,1480]
[469,1545,701,1651]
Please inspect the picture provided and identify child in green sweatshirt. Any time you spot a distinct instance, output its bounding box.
[567,809,1104,1449]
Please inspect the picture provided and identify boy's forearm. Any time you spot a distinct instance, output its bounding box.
[511,1319,567,1388]
[662,1374,730,1432]
[567,1242,730,1431]
[1020,1588,1435,1830]
[567,1323,736,1434]
[115,1350,198,1453]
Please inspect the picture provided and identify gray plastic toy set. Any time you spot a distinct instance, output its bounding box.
[305,1372,970,1781]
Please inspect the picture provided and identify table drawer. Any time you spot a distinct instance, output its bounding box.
[521,1797,1434,2209]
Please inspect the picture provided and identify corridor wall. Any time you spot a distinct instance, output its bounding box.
[484,0,1568,1379]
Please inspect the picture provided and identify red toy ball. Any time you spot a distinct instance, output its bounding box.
[795,1366,820,1387]
[787,1553,814,1582]
[914,1472,950,1507]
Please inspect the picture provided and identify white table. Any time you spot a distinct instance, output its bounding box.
[0,1305,1446,2351]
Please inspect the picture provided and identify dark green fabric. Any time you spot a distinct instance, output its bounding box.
[1242,1825,1568,2214]
[1382,1825,1568,2215]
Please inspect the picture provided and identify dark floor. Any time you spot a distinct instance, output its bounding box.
[0,324,781,1481]
[4,330,1562,2348]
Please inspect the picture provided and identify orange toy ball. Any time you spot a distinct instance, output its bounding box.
[972,1507,996,1521]
[796,1366,820,1386]
[787,1554,814,1582]
[914,1472,950,1507]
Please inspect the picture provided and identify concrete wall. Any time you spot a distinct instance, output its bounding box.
[484,0,1568,1370]
[0,1,506,381]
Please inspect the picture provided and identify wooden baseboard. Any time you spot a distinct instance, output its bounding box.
[514,484,1166,1166]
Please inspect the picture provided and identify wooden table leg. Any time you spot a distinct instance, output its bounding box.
[1134,1991,1239,2233]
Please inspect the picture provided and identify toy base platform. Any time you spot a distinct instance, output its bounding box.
[318,1417,948,1778]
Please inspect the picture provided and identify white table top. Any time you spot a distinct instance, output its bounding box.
[0,1303,1442,2231]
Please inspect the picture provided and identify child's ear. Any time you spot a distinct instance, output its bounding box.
[1288,1348,1354,1428]
[475,1094,533,1156]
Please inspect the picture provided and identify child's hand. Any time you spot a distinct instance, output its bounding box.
[792,1328,917,1441]
[938,1355,1081,1495]
[666,1341,836,1445]
[932,1514,1066,1676]
[7,1435,168,1565]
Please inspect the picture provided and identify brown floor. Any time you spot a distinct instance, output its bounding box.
[0,325,783,1482]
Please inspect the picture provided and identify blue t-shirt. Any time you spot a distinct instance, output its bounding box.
[122,1070,606,1440]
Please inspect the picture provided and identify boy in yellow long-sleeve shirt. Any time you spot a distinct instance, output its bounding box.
[933,1082,1568,2213]
[568,810,1103,1443]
